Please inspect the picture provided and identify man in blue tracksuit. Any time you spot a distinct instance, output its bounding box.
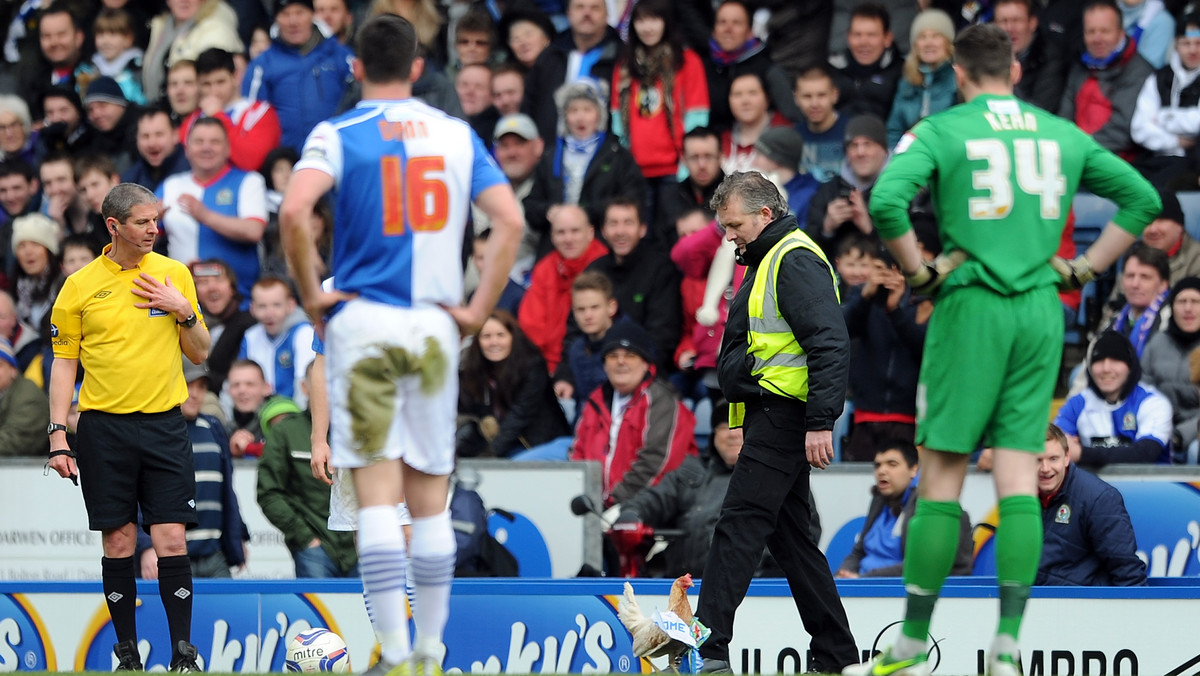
[1037,424,1147,586]
[242,0,354,151]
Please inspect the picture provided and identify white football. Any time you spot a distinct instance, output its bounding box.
[285,628,351,673]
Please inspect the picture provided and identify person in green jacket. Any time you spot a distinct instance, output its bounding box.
[0,337,48,456]
[849,22,1161,676]
[256,364,358,577]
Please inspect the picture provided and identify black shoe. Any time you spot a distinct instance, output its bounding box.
[699,658,732,673]
[169,641,201,672]
[113,640,143,671]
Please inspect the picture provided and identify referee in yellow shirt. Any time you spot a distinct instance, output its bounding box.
[46,183,211,672]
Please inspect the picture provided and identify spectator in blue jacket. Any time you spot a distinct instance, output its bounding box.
[242,0,354,150]
[1037,424,1147,586]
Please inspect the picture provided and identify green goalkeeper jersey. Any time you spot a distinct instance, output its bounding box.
[869,93,1161,296]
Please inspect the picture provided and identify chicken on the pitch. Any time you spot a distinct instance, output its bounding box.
[618,574,698,671]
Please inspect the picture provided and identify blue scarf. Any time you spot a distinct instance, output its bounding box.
[1082,37,1129,70]
[708,37,764,66]
[1113,287,1168,356]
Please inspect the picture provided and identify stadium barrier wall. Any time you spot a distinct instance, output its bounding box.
[2,461,1198,580]
[0,578,1198,674]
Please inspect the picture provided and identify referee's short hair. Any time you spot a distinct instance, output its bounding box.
[357,14,418,84]
[102,183,157,223]
[711,171,789,220]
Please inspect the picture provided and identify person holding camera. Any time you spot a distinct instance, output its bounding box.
[806,115,890,258]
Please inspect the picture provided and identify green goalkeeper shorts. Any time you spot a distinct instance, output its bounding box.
[916,284,1062,454]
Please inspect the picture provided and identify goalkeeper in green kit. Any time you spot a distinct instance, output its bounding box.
[843,24,1161,676]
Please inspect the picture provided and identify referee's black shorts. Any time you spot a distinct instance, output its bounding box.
[75,407,197,532]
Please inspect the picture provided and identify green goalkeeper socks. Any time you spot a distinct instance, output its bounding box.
[995,494,1041,642]
[900,499,963,644]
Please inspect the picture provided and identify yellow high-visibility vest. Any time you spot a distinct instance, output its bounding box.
[730,228,838,427]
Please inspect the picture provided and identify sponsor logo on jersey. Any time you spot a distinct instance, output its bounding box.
[149,308,169,317]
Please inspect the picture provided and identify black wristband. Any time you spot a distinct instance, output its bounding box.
[48,449,75,459]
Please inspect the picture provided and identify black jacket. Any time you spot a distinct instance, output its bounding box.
[585,244,682,372]
[521,27,623,144]
[458,353,572,457]
[717,214,849,430]
[805,175,879,259]
[663,170,724,226]
[834,44,904,121]
[841,284,924,415]
[1037,465,1147,586]
[1014,33,1070,114]
[705,45,802,132]
[524,133,647,255]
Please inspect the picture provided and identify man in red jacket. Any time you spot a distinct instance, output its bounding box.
[570,321,698,505]
[518,203,608,372]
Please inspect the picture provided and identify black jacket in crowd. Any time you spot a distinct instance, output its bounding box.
[805,175,879,259]
[717,214,849,431]
[1013,32,1070,115]
[834,44,904,122]
[841,284,925,416]
[458,352,571,457]
[586,243,682,373]
[523,133,647,256]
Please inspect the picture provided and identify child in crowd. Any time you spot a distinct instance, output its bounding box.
[239,277,315,407]
[669,208,721,402]
[75,8,146,104]
[835,233,876,296]
[557,271,629,419]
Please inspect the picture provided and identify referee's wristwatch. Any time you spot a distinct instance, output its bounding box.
[177,312,198,328]
[47,422,68,435]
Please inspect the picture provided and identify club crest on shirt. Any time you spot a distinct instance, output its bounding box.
[149,308,169,317]
[215,188,234,206]
[278,349,293,369]
[1055,504,1071,524]
[1122,412,1137,431]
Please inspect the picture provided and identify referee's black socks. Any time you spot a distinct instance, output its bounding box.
[101,555,138,644]
[156,555,194,651]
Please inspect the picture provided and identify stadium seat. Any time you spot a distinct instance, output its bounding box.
[1072,192,1117,230]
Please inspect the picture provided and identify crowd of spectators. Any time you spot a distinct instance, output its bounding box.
[0,0,1196,581]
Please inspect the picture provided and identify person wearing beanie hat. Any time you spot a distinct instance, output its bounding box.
[525,79,645,237]
[11,212,62,330]
[83,75,137,170]
[885,8,956,147]
[1140,276,1200,456]
[38,86,93,157]
[1134,191,1200,285]
[751,126,821,217]
[259,394,302,437]
[806,112,891,257]
[572,315,698,506]
[1051,330,1173,467]
[0,335,50,457]
[859,20,1163,676]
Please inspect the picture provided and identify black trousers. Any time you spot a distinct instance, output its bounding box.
[696,399,858,671]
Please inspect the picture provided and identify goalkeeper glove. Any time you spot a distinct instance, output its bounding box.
[1050,255,1095,291]
[905,250,968,297]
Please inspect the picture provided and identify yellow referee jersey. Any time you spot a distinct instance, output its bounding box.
[50,247,205,414]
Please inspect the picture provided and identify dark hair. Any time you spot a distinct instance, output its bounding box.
[135,104,173,130]
[993,0,1037,18]
[953,24,1013,84]
[1082,0,1121,27]
[491,61,524,79]
[1045,424,1069,455]
[40,0,81,32]
[62,233,102,257]
[796,63,838,89]
[849,2,891,33]
[252,275,296,300]
[1178,12,1200,37]
[74,154,119,182]
[837,232,877,259]
[195,48,237,76]
[683,125,720,147]
[624,0,685,76]
[459,310,545,416]
[259,146,299,190]
[190,258,240,291]
[455,9,495,42]
[572,269,614,299]
[187,115,228,140]
[878,439,918,467]
[0,159,35,182]
[604,196,645,224]
[94,7,135,36]
[1127,242,1171,282]
[356,14,419,84]
[38,150,74,172]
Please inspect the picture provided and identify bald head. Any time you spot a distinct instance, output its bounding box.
[550,204,595,260]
